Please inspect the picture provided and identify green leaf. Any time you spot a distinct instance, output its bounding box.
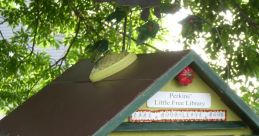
[136,20,159,44]
[160,2,180,14]
[106,7,128,23]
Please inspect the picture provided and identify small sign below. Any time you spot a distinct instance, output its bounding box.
[147,92,211,109]
[129,110,226,122]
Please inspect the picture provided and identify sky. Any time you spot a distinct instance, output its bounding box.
[155,9,188,51]
[154,9,209,62]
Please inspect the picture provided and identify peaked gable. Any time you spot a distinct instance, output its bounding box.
[95,51,259,135]
[111,70,252,135]
[0,50,258,136]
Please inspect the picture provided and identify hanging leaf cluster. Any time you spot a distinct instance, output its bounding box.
[85,39,109,61]
[106,7,129,23]
[96,0,181,50]
[136,21,159,44]
[93,0,185,50]
[179,15,204,37]
[160,1,181,14]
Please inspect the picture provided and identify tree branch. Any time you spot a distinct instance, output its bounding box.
[116,30,161,52]
[52,19,81,68]
[26,75,41,98]
[101,22,162,52]
[131,38,162,52]
[30,0,40,56]
[122,16,127,52]
[0,30,6,40]
[26,62,60,98]
[231,0,259,29]
[0,19,7,25]
[69,4,100,39]
[67,1,161,55]
[16,0,41,71]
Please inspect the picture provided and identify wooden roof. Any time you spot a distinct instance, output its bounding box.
[0,50,258,136]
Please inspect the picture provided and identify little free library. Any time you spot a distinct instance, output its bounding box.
[0,50,258,136]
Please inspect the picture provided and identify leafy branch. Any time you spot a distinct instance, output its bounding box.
[131,37,161,52]
[231,0,259,29]
[30,0,41,57]
[26,16,82,98]
[115,29,161,51]
[122,16,127,52]
[25,63,61,98]
[14,0,42,72]
[0,18,6,25]
[0,30,6,40]
[52,19,81,68]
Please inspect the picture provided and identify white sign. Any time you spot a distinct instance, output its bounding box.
[147,92,211,109]
[130,110,226,122]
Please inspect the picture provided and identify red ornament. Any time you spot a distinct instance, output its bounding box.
[177,67,194,86]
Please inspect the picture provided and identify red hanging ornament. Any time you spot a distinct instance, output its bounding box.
[177,67,194,86]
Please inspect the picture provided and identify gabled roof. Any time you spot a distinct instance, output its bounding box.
[0,50,258,136]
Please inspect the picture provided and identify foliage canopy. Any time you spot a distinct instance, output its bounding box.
[0,0,258,114]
